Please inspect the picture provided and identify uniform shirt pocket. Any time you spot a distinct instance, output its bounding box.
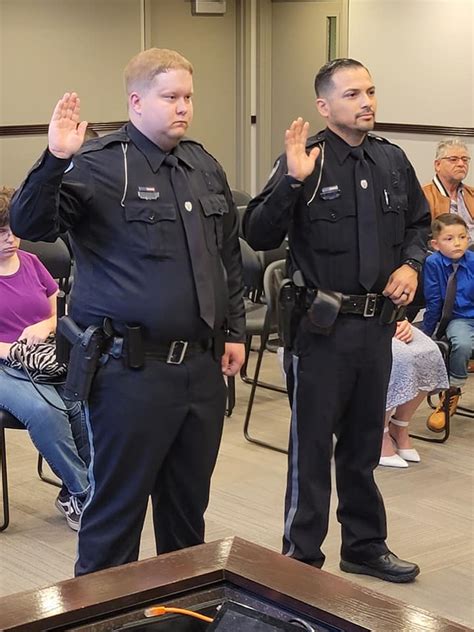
[381,190,407,246]
[307,198,356,253]
[200,194,229,253]
[124,202,177,259]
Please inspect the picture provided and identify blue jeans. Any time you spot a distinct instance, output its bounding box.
[0,365,90,496]
[446,318,474,387]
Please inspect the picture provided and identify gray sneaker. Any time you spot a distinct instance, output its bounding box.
[55,492,83,531]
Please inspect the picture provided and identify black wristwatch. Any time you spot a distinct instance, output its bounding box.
[403,259,423,275]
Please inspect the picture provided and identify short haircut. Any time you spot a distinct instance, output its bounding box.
[314,58,369,97]
[124,48,193,95]
[431,212,468,238]
[0,186,15,228]
[435,138,469,160]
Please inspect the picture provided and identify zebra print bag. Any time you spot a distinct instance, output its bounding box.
[5,336,66,382]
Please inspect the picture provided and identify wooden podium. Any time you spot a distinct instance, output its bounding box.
[0,537,469,631]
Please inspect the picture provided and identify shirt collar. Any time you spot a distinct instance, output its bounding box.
[439,252,468,269]
[126,122,194,172]
[433,174,463,197]
[324,128,376,165]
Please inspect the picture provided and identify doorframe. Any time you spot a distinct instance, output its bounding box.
[236,0,348,195]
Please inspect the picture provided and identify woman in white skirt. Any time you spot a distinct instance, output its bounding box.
[379,319,449,468]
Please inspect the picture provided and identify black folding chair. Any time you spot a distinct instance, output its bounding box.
[225,238,265,417]
[243,259,289,454]
[231,189,252,239]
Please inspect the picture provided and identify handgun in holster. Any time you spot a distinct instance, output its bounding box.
[278,281,304,350]
[56,316,105,401]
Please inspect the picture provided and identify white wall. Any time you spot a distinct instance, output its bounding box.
[0,0,142,186]
[348,0,474,184]
[0,0,239,187]
[148,0,238,183]
[382,132,474,186]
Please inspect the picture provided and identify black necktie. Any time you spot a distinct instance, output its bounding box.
[164,154,215,329]
[436,262,459,339]
[350,147,380,291]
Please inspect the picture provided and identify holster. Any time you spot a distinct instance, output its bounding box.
[57,316,105,401]
[278,281,305,349]
[379,298,407,325]
[306,289,343,336]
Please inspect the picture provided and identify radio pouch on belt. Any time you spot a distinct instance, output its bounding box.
[57,316,105,401]
[125,324,144,369]
[307,289,343,336]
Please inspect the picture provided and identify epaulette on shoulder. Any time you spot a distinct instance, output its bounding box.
[77,129,129,155]
[180,137,205,149]
[368,133,391,144]
[368,133,405,154]
[306,132,325,149]
[180,137,220,165]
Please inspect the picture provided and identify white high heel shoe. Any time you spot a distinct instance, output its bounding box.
[390,418,420,463]
[379,427,408,468]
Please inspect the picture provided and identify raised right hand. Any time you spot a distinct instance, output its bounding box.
[48,92,88,159]
[285,117,320,182]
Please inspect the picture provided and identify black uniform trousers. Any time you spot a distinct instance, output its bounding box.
[75,348,226,576]
[283,314,395,567]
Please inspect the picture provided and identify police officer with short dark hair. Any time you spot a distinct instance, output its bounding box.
[244,58,430,583]
[10,48,245,575]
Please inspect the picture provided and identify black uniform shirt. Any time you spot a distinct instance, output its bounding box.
[10,123,245,343]
[244,128,431,295]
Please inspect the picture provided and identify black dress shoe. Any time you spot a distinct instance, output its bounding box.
[340,552,420,583]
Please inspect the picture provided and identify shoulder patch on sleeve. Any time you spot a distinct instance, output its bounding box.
[267,159,281,181]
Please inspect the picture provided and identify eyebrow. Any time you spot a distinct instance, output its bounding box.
[342,84,375,93]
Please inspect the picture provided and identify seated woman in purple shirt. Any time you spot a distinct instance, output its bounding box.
[0,186,89,530]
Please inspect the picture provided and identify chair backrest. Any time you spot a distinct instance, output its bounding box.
[231,189,252,238]
[20,239,71,292]
[231,188,252,207]
[239,237,264,300]
[258,238,288,270]
[262,259,287,337]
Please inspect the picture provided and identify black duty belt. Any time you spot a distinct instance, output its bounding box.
[305,290,385,318]
[340,293,385,317]
[106,337,213,365]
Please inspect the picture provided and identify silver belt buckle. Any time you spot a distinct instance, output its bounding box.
[167,340,188,364]
[363,293,378,317]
